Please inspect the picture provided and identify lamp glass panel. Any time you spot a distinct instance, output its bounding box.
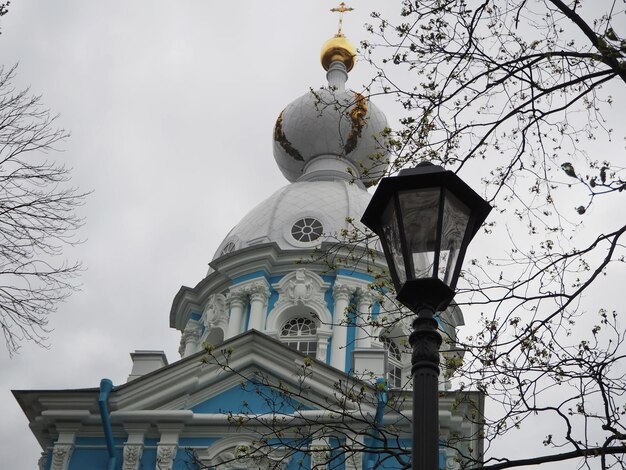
[381,197,407,285]
[440,190,471,286]
[397,188,440,280]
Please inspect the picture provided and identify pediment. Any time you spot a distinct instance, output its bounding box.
[109,331,358,414]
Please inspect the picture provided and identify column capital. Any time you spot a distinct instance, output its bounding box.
[356,287,377,305]
[332,282,354,301]
[228,288,248,308]
[247,281,270,303]
[182,319,202,339]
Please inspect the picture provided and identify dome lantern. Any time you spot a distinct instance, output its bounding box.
[272,3,389,188]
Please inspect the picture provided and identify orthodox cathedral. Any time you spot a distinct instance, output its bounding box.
[14,18,483,470]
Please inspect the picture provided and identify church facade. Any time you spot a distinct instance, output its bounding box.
[14,28,484,470]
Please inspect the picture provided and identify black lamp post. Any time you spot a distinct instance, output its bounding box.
[361,162,491,470]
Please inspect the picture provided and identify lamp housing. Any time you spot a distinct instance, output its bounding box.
[361,163,492,312]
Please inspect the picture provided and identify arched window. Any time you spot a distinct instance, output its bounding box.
[380,336,403,388]
[281,317,318,358]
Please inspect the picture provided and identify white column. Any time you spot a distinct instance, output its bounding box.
[226,290,247,339]
[247,281,270,331]
[330,283,353,371]
[355,289,375,349]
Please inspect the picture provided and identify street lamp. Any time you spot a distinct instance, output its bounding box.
[361,162,491,470]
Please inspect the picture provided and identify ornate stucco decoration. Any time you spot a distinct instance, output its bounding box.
[266,269,332,334]
[196,435,289,470]
[179,319,203,357]
[156,444,177,470]
[38,451,50,470]
[122,444,143,470]
[203,293,228,330]
[50,444,73,470]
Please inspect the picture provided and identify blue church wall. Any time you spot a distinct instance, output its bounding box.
[327,437,346,470]
[191,380,314,415]
[67,447,117,470]
[286,450,311,469]
[361,436,411,469]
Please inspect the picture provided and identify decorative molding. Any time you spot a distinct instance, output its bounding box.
[228,288,248,308]
[156,444,177,470]
[267,269,332,333]
[179,319,203,357]
[344,443,363,470]
[332,282,354,303]
[310,444,330,469]
[38,451,50,470]
[122,444,143,470]
[355,287,377,306]
[203,293,228,330]
[50,444,73,470]
[196,435,289,470]
[247,281,270,304]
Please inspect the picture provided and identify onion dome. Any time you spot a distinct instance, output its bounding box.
[272,34,389,188]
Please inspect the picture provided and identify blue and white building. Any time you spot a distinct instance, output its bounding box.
[14,30,483,470]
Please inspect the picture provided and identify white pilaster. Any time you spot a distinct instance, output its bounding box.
[123,423,148,470]
[50,444,73,470]
[329,283,354,371]
[344,434,364,470]
[310,438,331,469]
[50,424,78,470]
[156,423,182,470]
[317,329,332,363]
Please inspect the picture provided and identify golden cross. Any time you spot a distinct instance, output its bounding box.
[330,2,354,36]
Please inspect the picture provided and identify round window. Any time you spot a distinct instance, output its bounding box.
[291,218,323,243]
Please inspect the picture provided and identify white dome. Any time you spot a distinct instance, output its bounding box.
[273,87,389,187]
[213,179,371,259]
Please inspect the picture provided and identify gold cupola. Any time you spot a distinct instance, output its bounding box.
[321,2,356,72]
[320,34,356,72]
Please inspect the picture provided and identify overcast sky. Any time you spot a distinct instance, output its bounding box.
[0,1,397,467]
[0,1,624,469]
